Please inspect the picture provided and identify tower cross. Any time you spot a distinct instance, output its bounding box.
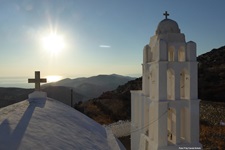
[163,11,169,19]
[28,71,47,91]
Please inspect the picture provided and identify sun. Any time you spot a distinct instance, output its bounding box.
[41,33,65,55]
[45,75,63,83]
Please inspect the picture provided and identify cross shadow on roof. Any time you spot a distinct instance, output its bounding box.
[0,98,46,149]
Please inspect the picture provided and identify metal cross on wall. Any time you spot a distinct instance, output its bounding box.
[163,11,169,19]
[28,71,47,91]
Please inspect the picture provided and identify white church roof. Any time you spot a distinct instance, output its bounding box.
[0,97,124,150]
[156,19,181,34]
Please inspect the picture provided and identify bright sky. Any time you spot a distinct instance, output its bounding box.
[0,0,225,79]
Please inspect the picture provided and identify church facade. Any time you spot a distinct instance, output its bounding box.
[131,12,202,150]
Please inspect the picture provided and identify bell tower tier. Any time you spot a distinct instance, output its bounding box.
[131,12,202,150]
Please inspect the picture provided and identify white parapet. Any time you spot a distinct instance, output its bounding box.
[28,91,47,100]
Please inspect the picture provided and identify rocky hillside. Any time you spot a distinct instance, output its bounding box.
[0,88,33,108]
[75,78,142,124]
[198,46,225,101]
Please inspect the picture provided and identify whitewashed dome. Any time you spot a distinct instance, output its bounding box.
[156,19,180,34]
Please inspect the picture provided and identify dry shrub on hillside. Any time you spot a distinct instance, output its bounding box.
[200,124,225,150]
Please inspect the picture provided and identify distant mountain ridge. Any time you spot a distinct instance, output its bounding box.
[43,74,135,101]
[44,74,134,87]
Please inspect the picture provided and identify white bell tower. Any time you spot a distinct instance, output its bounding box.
[131,11,202,150]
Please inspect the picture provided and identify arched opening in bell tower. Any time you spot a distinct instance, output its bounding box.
[180,69,190,99]
[178,46,185,62]
[168,46,175,61]
[143,45,152,63]
[167,69,175,100]
[167,107,176,145]
[180,107,188,142]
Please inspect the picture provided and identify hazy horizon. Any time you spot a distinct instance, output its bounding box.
[0,73,141,88]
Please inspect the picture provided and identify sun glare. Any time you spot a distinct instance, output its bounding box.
[41,33,65,55]
[46,75,63,83]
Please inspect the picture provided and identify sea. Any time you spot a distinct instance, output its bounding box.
[0,77,34,88]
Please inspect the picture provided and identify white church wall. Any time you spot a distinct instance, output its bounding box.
[155,101,168,147]
[148,100,155,140]
[189,62,198,99]
[189,100,201,143]
[131,90,144,150]
[142,64,150,96]
[149,68,156,100]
